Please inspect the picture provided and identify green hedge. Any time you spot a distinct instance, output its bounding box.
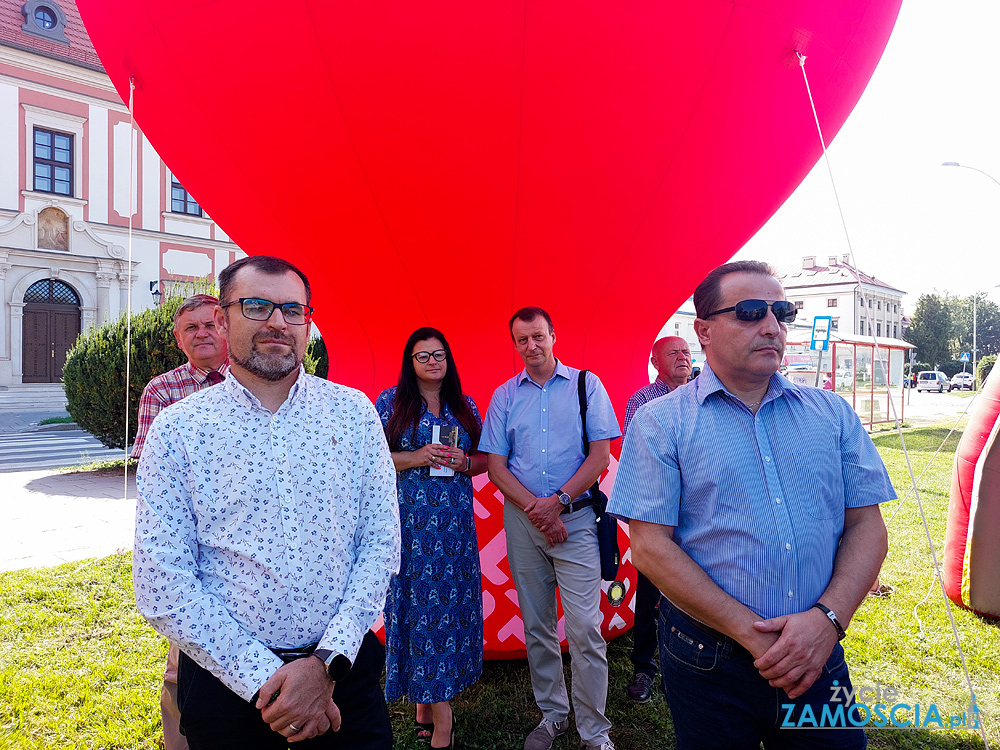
[979,354,996,385]
[63,299,187,450]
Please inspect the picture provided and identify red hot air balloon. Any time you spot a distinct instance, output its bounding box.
[78,0,902,656]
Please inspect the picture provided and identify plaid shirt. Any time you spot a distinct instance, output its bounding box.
[131,361,229,458]
[622,378,672,437]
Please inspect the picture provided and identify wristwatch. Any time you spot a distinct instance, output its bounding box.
[811,602,846,641]
[312,649,352,681]
[557,489,572,506]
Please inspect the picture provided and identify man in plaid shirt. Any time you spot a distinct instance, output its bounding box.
[131,292,228,750]
[131,294,229,459]
[621,336,692,705]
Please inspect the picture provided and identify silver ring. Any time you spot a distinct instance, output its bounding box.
[449,456,455,464]
[289,724,299,732]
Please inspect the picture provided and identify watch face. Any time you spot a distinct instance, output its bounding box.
[559,493,571,505]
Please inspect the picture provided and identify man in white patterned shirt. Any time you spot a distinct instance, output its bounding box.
[131,293,229,750]
[134,255,400,749]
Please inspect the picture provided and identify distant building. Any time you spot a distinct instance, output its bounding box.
[0,0,245,387]
[778,254,906,341]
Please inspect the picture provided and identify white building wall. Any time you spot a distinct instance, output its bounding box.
[141,135,160,231]
[0,81,19,210]
[87,103,108,224]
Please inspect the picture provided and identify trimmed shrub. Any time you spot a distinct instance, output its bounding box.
[979,354,996,385]
[64,299,187,449]
[307,336,329,380]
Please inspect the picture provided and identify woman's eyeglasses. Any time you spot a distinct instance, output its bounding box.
[412,349,447,364]
[702,299,797,324]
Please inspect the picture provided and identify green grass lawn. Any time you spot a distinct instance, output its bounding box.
[1,424,996,749]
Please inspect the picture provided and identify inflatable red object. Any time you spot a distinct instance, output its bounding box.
[945,372,1000,619]
[79,0,901,656]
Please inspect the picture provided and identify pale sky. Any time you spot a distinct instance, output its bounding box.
[735,0,1000,313]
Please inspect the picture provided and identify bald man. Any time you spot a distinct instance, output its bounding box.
[621,336,692,703]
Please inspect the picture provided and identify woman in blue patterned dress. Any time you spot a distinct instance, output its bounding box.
[375,327,485,750]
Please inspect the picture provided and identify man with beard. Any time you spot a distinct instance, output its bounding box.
[131,293,229,750]
[133,255,400,749]
[609,261,892,749]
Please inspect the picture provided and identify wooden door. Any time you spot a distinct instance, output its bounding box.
[22,309,51,383]
[22,303,82,383]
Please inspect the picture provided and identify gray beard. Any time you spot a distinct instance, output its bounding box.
[231,345,299,382]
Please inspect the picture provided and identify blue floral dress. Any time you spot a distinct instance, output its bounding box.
[375,387,484,704]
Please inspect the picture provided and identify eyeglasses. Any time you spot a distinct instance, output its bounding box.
[220,298,313,325]
[703,299,797,324]
[412,349,447,363]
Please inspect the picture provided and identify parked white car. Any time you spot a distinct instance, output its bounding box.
[950,372,974,391]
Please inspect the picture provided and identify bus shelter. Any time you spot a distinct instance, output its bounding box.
[782,333,915,429]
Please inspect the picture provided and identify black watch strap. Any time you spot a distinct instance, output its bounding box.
[812,602,846,641]
[312,649,352,681]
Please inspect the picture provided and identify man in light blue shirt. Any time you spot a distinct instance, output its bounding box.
[480,306,620,750]
[609,261,893,749]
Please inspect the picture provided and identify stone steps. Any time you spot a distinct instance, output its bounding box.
[0,383,69,411]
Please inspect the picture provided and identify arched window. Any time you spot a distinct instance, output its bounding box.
[24,279,80,306]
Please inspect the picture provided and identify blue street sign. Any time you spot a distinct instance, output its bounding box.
[810,316,832,352]
[960,352,970,363]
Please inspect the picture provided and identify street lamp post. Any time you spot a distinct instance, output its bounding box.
[941,162,1000,389]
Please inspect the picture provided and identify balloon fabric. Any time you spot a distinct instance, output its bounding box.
[78,0,902,657]
[945,371,1000,620]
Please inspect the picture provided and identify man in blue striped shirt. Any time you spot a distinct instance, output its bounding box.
[481,307,620,750]
[621,336,692,705]
[609,260,893,749]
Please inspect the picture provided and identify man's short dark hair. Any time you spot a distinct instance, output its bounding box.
[509,306,554,339]
[693,260,779,319]
[173,294,219,327]
[218,255,311,305]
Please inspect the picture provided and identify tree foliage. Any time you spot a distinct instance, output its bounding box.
[979,354,996,385]
[906,293,954,369]
[953,293,1000,361]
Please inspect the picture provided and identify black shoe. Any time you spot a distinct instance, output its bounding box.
[627,672,654,703]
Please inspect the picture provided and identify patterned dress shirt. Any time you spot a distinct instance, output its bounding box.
[608,364,895,620]
[131,360,230,458]
[479,359,621,498]
[134,368,401,701]
[622,377,673,436]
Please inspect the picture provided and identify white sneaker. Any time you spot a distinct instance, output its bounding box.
[582,742,616,750]
[524,718,570,750]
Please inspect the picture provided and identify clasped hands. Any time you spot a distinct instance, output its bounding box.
[525,494,568,546]
[749,606,839,700]
[413,443,467,471]
[255,656,341,742]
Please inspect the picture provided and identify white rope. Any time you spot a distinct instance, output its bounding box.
[123,77,136,502]
[796,52,987,746]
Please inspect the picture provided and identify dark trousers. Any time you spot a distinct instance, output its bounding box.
[177,631,392,750]
[658,599,867,750]
[629,571,660,677]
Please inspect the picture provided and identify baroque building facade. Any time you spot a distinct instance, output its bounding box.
[0,0,244,387]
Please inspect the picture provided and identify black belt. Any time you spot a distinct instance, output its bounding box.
[560,497,595,515]
[269,641,319,663]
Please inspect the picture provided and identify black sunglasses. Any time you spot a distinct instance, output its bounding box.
[703,299,797,324]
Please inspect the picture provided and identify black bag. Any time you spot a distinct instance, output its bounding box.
[578,371,621,582]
